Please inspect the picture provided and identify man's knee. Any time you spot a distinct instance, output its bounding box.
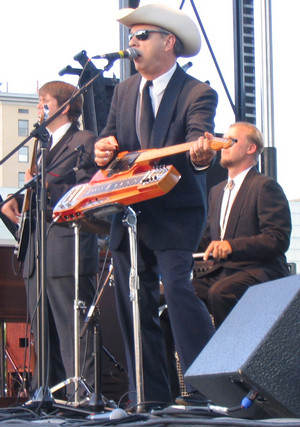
[206,285,238,325]
[207,283,224,304]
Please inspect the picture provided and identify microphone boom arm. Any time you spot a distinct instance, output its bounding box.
[0,60,114,167]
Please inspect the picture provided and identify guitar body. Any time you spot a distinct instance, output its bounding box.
[15,212,31,262]
[14,151,36,262]
[14,110,47,262]
[52,136,236,226]
[53,163,181,224]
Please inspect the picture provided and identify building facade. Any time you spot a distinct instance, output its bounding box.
[0,93,38,189]
[0,92,39,244]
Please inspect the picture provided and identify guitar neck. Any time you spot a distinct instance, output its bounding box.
[136,141,193,164]
[104,137,236,179]
[134,137,235,165]
[29,138,38,174]
[22,139,38,211]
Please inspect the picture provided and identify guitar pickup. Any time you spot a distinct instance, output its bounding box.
[141,166,168,184]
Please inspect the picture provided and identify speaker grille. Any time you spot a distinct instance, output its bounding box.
[185,275,300,419]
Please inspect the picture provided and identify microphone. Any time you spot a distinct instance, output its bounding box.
[48,146,96,179]
[92,48,138,61]
[74,145,96,172]
[182,61,193,72]
[87,408,128,421]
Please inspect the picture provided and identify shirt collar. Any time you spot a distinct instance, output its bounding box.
[140,62,177,96]
[228,166,252,189]
[48,122,72,148]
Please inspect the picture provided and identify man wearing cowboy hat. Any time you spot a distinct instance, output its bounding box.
[94,3,218,409]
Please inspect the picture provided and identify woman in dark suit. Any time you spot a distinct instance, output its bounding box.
[2,81,99,400]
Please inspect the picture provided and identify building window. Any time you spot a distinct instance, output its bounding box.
[18,119,29,136]
[18,108,29,114]
[18,172,25,188]
[19,146,29,163]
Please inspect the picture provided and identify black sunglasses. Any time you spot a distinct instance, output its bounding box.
[128,29,171,42]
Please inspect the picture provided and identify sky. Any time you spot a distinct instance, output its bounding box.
[1,0,299,200]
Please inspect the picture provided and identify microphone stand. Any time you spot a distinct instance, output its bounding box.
[9,147,88,408]
[79,262,114,411]
[0,58,116,167]
[0,148,84,214]
[32,125,51,404]
[76,204,145,413]
[122,207,145,413]
[31,135,91,404]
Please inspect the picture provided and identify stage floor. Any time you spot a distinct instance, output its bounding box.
[1,397,300,427]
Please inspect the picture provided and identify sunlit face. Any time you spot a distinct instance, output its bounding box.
[37,92,63,131]
[38,93,59,126]
[220,125,255,169]
[129,24,173,78]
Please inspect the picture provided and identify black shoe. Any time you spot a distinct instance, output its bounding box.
[175,391,212,406]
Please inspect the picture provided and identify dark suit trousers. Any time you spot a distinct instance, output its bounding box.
[194,268,267,328]
[26,271,96,397]
[112,242,215,406]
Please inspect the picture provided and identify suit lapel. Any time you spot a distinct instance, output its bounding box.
[224,167,257,238]
[150,65,186,148]
[46,123,78,167]
[211,182,227,239]
[120,75,141,150]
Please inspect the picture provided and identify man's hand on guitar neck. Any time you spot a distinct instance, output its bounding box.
[94,136,119,167]
[190,132,216,168]
[1,198,21,225]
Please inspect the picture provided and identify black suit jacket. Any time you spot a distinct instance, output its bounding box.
[23,124,99,278]
[100,64,218,252]
[198,167,292,279]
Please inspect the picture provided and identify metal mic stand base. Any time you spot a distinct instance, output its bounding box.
[50,317,117,414]
[48,222,93,409]
[78,260,120,413]
[25,386,54,413]
[50,377,92,407]
[86,322,118,413]
[49,223,116,414]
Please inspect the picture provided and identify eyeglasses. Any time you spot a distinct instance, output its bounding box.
[128,29,171,42]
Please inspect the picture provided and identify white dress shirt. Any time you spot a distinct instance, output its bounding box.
[136,63,177,142]
[219,166,252,239]
[48,122,72,150]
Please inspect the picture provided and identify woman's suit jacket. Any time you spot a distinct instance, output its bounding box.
[100,64,218,252]
[199,167,292,280]
[23,124,99,279]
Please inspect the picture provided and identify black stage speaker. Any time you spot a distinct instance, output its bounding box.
[185,275,300,419]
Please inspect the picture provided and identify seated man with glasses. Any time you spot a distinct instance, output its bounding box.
[194,122,291,329]
[94,3,218,410]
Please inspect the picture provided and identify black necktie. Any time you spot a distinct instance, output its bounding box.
[46,135,53,152]
[36,135,52,164]
[140,80,154,149]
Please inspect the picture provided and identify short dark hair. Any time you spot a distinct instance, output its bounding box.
[39,81,83,126]
[174,36,183,58]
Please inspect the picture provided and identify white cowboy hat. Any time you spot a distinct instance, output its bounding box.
[116,3,201,58]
